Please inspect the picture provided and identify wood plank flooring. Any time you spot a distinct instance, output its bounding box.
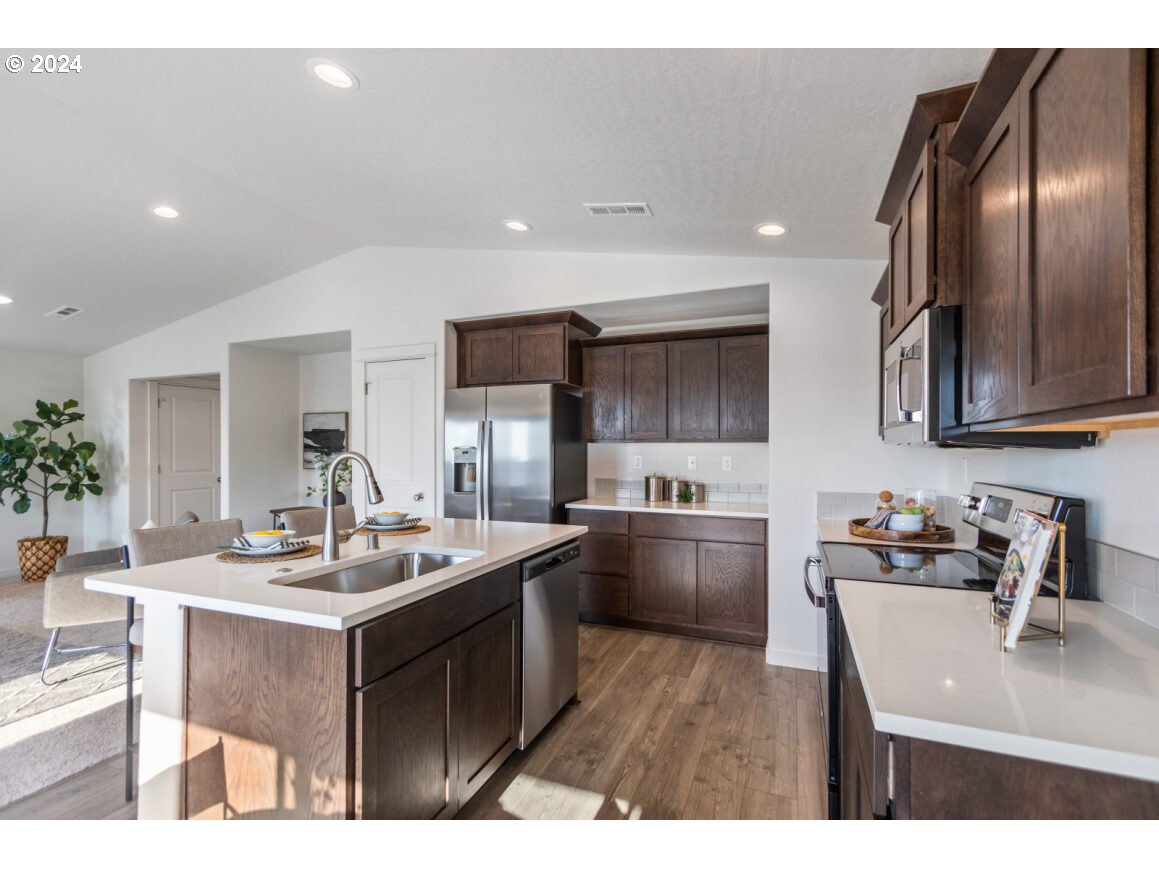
[458,624,826,820]
[0,624,825,821]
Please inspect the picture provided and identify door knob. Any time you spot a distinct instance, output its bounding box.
[413,492,425,502]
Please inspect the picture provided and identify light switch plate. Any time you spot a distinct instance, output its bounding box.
[722,456,733,471]
[632,455,642,469]
[687,455,697,471]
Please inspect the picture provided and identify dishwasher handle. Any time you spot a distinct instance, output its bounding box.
[523,541,581,582]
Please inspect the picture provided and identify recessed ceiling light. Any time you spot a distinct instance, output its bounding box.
[307,58,358,90]
[0,294,13,305]
[503,220,532,232]
[151,205,181,220]
[755,223,788,237]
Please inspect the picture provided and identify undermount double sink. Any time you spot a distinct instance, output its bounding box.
[271,547,482,594]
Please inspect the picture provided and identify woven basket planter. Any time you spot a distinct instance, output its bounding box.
[17,535,69,583]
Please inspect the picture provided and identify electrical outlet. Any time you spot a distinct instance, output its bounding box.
[632,455,642,470]
[722,456,733,472]
[687,455,697,471]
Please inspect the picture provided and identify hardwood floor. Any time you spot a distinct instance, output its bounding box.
[458,624,826,820]
[0,625,825,821]
[0,753,136,820]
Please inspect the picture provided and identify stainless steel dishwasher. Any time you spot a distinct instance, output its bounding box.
[520,539,581,748]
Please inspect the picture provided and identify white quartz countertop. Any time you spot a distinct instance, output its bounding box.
[566,497,768,520]
[836,579,1159,783]
[87,519,586,630]
[818,518,977,550]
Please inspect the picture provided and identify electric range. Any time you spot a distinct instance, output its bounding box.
[804,482,1089,820]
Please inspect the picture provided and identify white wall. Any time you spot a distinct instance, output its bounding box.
[0,349,86,579]
[226,345,300,533]
[587,442,770,490]
[299,351,353,507]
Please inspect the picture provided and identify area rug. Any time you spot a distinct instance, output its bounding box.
[0,577,132,727]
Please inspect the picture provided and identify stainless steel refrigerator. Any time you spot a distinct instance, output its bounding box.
[444,384,586,523]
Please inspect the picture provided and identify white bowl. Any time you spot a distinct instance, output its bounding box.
[886,513,926,533]
[371,511,410,526]
[242,530,296,548]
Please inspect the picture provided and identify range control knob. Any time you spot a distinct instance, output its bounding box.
[958,494,981,510]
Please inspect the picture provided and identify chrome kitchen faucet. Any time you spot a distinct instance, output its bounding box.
[321,451,385,562]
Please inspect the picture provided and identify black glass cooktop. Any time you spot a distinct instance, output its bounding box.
[819,542,999,592]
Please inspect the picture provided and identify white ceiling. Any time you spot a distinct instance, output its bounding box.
[0,48,990,356]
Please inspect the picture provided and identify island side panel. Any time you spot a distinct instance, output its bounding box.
[138,601,190,820]
[184,609,354,819]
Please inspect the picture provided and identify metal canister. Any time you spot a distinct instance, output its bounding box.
[690,482,707,503]
[644,474,666,502]
[666,477,681,502]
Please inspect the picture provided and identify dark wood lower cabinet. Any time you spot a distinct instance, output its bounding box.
[357,639,458,820]
[629,536,698,624]
[183,561,524,820]
[568,509,767,646]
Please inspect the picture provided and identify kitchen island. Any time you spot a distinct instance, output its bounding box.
[87,518,586,820]
[836,579,1159,818]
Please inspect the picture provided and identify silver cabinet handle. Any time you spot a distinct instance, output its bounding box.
[803,555,825,608]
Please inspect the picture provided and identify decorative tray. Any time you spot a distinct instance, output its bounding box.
[848,518,956,544]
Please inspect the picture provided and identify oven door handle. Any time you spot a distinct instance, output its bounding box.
[803,555,826,608]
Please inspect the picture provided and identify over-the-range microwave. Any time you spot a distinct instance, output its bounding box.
[881,306,1096,449]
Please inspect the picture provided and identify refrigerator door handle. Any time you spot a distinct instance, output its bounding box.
[479,419,493,521]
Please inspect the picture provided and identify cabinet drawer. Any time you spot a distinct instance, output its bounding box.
[355,563,519,687]
[629,512,766,545]
[579,572,628,617]
[566,508,629,535]
[577,532,628,575]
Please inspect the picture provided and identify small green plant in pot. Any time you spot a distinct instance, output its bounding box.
[0,399,103,582]
[306,456,352,506]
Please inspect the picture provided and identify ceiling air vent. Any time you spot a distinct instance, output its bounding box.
[584,202,653,217]
[44,305,85,320]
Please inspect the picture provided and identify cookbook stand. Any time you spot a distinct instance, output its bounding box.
[989,511,1067,651]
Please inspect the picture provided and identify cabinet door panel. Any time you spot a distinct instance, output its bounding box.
[629,536,697,624]
[963,97,1021,423]
[458,604,520,804]
[697,542,766,635]
[356,640,457,820]
[582,346,625,441]
[719,335,769,440]
[901,138,936,329]
[1017,48,1147,414]
[668,339,720,440]
[512,324,566,383]
[461,329,513,385]
[886,208,908,343]
[579,572,629,617]
[577,531,629,576]
[625,344,668,440]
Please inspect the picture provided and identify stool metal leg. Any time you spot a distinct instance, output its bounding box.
[125,596,135,802]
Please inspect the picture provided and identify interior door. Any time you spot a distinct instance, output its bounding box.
[157,384,221,525]
[366,357,436,514]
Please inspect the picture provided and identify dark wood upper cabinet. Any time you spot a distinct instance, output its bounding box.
[719,335,769,440]
[668,339,720,440]
[1015,48,1148,415]
[582,345,625,441]
[356,639,459,820]
[455,310,600,387]
[963,97,1021,424]
[460,328,513,386]
[512,324,567,383]
[624,343,668,440]
[582,327,768,443]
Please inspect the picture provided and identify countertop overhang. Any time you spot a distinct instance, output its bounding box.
[566,497,767,520]
[837,578,1159,783]
[87,518,586,630]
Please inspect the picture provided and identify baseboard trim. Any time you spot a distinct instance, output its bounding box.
[765,645,821,671]
[0,567,20,582]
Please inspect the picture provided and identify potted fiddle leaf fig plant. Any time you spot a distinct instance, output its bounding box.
[0,399,103,582]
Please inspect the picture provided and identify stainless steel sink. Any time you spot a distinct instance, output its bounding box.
[275,550,477,594]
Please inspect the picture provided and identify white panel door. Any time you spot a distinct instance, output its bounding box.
[158,384,221,525]
[365,357,436,515]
